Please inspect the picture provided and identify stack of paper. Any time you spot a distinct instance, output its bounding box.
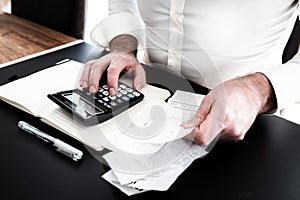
[101,90,208,195]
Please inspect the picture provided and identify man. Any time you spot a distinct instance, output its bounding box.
[80,0,300,146]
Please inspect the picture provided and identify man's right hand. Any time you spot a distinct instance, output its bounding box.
[80,35,146,96]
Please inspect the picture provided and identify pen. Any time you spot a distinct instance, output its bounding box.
[18,121,83,161]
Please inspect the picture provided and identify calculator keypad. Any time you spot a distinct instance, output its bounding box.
[79,82,143,111]
[49,81,144,125]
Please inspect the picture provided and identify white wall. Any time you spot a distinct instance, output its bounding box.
[84,0,108,44]
[2,0,11,13]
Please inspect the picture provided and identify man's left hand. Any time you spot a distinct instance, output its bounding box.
[182,73,277,146]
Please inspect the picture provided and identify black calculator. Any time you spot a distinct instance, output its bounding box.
[47,82,144,125]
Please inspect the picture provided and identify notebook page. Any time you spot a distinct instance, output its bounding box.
[0,60,83,116]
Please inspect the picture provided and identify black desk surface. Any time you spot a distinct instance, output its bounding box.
[1,42,300,200]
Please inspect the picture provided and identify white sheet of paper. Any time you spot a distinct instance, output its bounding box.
[167,90,205,112]
[106,142,208,191]
[112,170,149,186]
[128,144,208,191]
[102,170,148,196]
[128,99,194,144]
[103,139,203,174]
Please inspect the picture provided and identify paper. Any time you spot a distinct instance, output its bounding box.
[103,139,196,174]
[102,170,148,196]
[102,142,208,192]
[102,90,208,195]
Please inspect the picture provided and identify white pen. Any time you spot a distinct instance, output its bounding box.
[18,121,83,161]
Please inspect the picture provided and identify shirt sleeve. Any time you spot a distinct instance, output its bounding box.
[262,51,300,111]
[90,0,145,48]
[261,2,300,111]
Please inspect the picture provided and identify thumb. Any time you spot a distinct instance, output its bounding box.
[181,94,212,128]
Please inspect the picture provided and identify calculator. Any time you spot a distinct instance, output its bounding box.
[47,81,144,125]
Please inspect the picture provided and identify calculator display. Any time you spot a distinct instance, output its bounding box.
[62,92,104,118]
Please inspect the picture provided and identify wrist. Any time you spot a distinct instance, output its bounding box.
[249,73,277,114]
[109,34,138,56]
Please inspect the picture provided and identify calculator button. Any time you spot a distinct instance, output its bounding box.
[103,97,110,102]
[103,102,110,107]
[102,91,109,96]
[125,88,133,93]
[97,99,104,104]
[120,90,128,95]
[110,102,118,107]
[133,91,141,97]
[98,88,104,93]
[109,96,117,100]
[122,96,130,101]
[116,99,124,104]
[116,92,122,98]
[102,85,108,90]
[97,93,103,98]
[117,87,122,91]
[127,93,135,99]
[119,84,127,89]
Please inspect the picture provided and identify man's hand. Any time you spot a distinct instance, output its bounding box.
[80,35,146,95]
[182,73,277,146]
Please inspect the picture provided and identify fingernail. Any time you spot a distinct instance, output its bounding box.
[180,122,187,128]
[109,87,116,96]
[181,121,192,128]
[81,81,88,88]
[89,85,96,93]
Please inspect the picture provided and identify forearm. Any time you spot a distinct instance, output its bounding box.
[229,72,277,115]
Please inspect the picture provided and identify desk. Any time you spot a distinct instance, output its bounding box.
[1,43,300,200]
[0,13,77,64]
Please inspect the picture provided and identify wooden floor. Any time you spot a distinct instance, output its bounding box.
[0,13,77,64]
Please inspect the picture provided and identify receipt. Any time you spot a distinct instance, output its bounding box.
[102,170,148,196]
[103,139,196,174]
[167,90,205,112]
[128,144,208,191]
[130,99,194,144]
[102,142,208,192]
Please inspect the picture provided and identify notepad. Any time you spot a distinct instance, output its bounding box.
[0,60,170,151]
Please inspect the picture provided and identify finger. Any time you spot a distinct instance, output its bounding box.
[107,61,126,96]
[193,111,223,147]
[88,58,109,93]
[181,94,212,128]
[80,59,97,88]
[133,64,146,91]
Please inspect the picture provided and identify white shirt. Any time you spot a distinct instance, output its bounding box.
[91,0,300,119]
